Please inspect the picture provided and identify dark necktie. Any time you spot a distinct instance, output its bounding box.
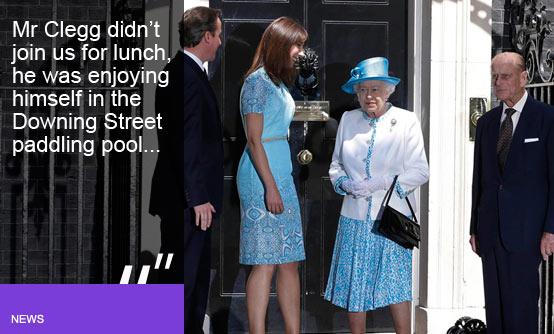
[497,108,516,173]
[203,68,209,80]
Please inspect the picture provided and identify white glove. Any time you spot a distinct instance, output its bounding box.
[341,179,366,197]
[342,176,393,198]
[363,176,391,192]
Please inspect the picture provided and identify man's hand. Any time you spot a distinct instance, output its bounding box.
[469,234,479,256]
[540,232,554,261]
[194,203,216,231]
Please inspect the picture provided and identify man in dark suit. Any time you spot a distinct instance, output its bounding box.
[150,6,223,333]
[470,51,554,333]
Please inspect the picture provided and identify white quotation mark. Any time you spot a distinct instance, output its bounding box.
[119,253,174,284]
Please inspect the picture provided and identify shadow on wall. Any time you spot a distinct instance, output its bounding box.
[432,0,493,35]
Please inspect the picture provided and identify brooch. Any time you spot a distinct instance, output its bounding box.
[390,118,397,132]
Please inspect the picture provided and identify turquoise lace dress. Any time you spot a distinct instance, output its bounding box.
[236,67,305,265]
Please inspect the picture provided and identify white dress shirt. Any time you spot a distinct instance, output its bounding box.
[500,91,528,135]
[329,106,430,221]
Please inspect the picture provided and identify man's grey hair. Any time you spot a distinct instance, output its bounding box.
[491,51,526,72]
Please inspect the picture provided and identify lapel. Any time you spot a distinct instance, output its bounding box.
[485,106,503,179]
[502,96,536,175]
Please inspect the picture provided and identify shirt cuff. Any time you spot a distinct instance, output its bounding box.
[395,181,414,199]
[334,175,350,196]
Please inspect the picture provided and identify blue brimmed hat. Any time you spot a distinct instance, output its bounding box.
[341,57,400,94]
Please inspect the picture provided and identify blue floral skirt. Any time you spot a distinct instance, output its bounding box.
[324,215,412,312]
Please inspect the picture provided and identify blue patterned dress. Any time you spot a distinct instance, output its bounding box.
[324,107,429,312]
[237,67,305,265]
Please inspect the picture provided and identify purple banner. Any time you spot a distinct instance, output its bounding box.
[0,284,184,334]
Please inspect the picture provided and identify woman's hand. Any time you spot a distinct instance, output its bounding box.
[342,177,390,198]
[358,176,391,194]
[265,185,284,214]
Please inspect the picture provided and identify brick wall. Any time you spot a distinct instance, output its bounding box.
[491,0,513,55]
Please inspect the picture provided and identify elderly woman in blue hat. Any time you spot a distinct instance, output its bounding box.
[324,57,429,334]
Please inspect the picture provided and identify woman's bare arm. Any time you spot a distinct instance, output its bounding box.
[244,113,284,214]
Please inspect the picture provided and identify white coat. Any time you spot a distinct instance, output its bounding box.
[329,105,429,221]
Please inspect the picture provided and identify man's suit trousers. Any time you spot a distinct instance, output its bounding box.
[159,208,211,334]
[481,236,541,334]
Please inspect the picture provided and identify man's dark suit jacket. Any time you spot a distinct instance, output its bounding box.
[470,95,554,254]
[150,51,224,218]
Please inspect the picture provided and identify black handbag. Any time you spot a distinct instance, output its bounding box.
[378,175,420,249]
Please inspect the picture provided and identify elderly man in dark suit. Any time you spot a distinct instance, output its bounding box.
[150,6,223,333]
[470,51,554,333]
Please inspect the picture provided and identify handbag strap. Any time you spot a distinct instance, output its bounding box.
[383,175,418,223]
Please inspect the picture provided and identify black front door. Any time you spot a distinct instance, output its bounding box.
[208,1,408,332]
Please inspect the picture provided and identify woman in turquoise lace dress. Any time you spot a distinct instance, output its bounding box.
[236,17,307,334]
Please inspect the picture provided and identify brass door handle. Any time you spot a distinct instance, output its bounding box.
[297,149,313,165]
[470,110,483,126]
[469,97,487,141]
